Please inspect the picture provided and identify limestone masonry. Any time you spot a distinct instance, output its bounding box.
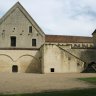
[0,2,96,73]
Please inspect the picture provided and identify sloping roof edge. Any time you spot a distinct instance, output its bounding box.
[92,29,96,35]
[57,45,85,63]
[0,2,45,36]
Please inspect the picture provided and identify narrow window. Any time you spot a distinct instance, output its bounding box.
[11,36,16,47]
[29,26,32,33]
[12,65,18,72]
[32,39,36,46]
[50,68,55,72]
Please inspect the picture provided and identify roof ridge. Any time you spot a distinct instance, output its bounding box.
[45,34,92,38]
[45,34,93,43]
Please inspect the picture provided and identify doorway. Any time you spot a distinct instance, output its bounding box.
[82,62,96,73]
[12,65,18,72]
[50,68,55,72]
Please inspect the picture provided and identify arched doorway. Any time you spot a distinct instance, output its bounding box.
[82,62,96,73]
[12,65,18,72]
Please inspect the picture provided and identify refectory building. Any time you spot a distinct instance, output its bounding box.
[0,2,96,73]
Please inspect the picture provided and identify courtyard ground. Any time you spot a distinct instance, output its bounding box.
[0,73,96,94]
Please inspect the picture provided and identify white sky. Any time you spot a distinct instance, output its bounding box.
[0,0,96,36]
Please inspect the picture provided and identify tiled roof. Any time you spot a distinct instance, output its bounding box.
[45,35,93,43]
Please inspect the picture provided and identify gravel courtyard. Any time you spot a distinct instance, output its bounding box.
[0,73,96,94]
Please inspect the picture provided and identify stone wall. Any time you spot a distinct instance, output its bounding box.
[41,44,84,73]
[65,48,96,64]
[0,7,45,48]
[0,50,41,73]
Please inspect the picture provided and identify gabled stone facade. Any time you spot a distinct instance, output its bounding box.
[0,2,45,48]
[0,2,96,73]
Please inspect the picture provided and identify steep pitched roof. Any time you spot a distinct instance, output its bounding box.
[92,29,96,35]
[0,2,45,36]
[45,35,93,43]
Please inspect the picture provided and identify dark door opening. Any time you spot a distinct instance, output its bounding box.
[12,65,18,72]
[50,68,55,72]
[82,62,96,73]
[11,36,16,47]
[32,39,36,46]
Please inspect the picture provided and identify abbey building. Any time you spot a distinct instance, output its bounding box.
[0,2,96,73]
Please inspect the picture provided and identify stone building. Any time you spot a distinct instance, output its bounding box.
[0,2,96,73]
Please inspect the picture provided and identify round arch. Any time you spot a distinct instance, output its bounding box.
[0,54,14,61]
[0,54,14,73]
[82,61,96,73]
[17,54,40,63]
[17,54,41,73]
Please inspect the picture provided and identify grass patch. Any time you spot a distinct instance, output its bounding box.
[0,88,96,96]
[79,77,96,85]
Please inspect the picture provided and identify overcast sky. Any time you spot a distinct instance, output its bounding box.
[0,0,96,36]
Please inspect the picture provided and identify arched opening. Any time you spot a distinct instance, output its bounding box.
[82,62,96,73]
[17,55,41,73]
[12,65,18,72]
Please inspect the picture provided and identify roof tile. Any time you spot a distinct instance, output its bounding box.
[45,35,93,43]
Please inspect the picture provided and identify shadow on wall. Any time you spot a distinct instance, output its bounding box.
[25,55,41,73]
[0,51,41,73]
[80,49,96,73]
[17,51,41,73]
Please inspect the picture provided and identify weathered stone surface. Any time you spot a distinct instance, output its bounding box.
[0,2,96,73]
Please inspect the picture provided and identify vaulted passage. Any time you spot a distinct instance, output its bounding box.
[12,65,18,72]
[82,62,96,73]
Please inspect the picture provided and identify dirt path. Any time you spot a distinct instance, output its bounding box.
[0,73,96,94]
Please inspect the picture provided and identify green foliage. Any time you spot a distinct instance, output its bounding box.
[79,77,96,85]
[0,88,96,96]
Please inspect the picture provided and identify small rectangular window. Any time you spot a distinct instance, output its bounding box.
[32,39,36,46]
[29,26,32,33]
[50,68,55,72]
[11,36,16,47]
